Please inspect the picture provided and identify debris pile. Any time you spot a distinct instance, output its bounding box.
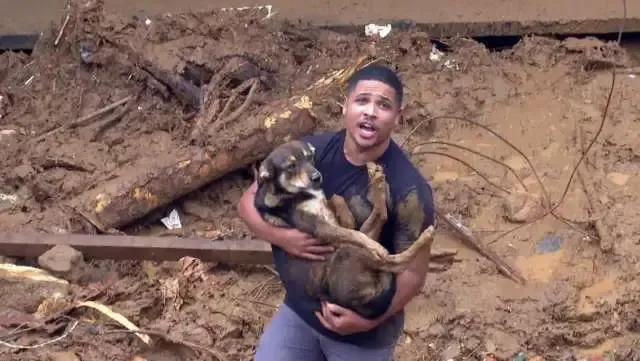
[1,0,640,360]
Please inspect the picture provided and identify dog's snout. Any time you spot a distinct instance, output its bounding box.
[310,169,323,185]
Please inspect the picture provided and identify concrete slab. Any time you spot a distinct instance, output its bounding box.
[0,0,637,37]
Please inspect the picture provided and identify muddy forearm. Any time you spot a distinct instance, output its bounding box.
[377,265,427,323]
[237,181,291,247]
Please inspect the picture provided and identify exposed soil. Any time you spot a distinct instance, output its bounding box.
[1,1,640,360]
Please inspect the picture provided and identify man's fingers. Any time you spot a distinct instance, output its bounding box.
[306,245,335,254]
[300,252,326,261]
[315,311,335,331]
[325,302,347,316]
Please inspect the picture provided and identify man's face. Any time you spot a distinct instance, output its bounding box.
[343,79,401,150]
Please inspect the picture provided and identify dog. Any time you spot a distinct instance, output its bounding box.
[254,140,435,318]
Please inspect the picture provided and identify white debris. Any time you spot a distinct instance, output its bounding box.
[364,23,392,38]
[0,193,18,203]
[429,44,444,62]
[161,208,183,230]
[24,75,35,86]
[220,5,274,19]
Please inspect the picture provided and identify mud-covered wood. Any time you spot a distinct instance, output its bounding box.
[72,98,317,230]
[0,232,273,264]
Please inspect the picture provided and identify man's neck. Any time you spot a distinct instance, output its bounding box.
[343,135,390,166]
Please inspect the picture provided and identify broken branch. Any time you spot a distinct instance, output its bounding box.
[576,126,610,251]
[436,209,527,285]
[211,78,259,134]
[102,328,227,361]
[34,95,133,142]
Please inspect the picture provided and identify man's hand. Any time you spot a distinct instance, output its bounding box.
[280,228,334,261]
[315,301,379,336]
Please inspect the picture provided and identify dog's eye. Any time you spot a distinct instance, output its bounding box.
[286,162,297,170]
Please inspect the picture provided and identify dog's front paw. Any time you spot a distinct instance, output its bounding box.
[366,162,386,190]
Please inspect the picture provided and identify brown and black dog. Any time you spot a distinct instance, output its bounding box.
[253,140,434,318]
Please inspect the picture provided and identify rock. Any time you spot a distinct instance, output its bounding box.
[222,324,243,339]
[484,329,521,360]
[10,163,36,182]
[464,336,481,351]
[503,191,543,223]
[606,172,630,186]
[38,245,84,277]
[441,342,461,360]
[49,352,80,361]
[0,263,70,314]
[427,322,447,337]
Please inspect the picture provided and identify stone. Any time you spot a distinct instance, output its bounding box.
[38,245,84,276]
[427,322,447,337]
[503,190,543,223]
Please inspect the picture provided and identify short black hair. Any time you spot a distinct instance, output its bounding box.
[345,64,404,106]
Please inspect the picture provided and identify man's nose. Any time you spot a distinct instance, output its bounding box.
[363,102,377,117]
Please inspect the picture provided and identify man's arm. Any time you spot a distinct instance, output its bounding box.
[237,180,334,260]
[375,182,436,323]
[237,181,289,248]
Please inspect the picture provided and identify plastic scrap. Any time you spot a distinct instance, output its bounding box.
[364,24,392,38]
[161,208,182,230]
[535,234,563,254]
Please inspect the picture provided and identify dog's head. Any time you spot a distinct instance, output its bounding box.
[257,140,322,195]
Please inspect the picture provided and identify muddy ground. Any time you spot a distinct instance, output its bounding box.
[1,1,640,360]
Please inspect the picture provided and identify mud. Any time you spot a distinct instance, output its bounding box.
[1,2,640,360]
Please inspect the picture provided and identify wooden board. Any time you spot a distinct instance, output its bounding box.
[0,0,637,38]
[0,233,274,264]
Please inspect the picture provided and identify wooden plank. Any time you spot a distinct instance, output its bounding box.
[0,34,40,51]
[1,0,638,38]
[0,233,274,264]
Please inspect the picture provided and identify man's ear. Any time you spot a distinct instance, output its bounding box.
[395,109,403,127]
[257,161,274,186]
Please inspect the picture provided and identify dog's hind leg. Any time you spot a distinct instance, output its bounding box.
[375,225,436,273]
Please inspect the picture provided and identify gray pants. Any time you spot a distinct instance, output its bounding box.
[254,304,396,361]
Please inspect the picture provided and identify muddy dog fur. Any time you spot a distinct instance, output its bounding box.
[254,140,434,318]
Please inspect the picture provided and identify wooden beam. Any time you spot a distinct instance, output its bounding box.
[0,233,274,265]
[0,34,40,51]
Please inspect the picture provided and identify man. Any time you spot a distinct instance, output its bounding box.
[237,64,452,360]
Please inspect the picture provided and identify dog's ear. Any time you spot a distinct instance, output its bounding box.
[257,161,274,186]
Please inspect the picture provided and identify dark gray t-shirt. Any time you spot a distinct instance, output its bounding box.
[271,129,436,348]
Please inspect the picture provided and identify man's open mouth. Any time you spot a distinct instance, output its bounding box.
[357,122,377,139]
